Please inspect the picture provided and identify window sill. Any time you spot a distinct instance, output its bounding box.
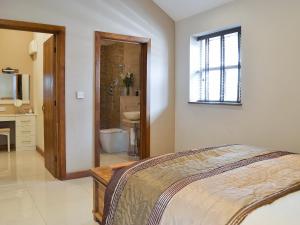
[188,101,242,106]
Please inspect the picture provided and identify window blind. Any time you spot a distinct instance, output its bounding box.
[197,27,241,104]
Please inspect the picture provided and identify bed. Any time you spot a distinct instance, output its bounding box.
[91,145,300,225]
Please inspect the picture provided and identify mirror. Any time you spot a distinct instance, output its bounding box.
[0,74,30,104]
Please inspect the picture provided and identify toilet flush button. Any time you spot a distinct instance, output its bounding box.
[76,91,85,99]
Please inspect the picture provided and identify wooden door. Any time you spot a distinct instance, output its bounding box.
[43,36,58,177]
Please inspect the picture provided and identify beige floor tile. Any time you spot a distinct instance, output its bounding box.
[0,185,46,225]
[0,150,96,225]
[66,177,94,194]
[100,151,138,166]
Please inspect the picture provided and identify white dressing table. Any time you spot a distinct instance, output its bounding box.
[0,114,36,151]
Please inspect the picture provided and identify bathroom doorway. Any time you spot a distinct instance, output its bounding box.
[94,32,150,167]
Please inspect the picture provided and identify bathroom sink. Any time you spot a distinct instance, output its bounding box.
[123,111,140,121]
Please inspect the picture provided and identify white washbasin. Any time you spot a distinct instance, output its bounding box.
[123,111,140,121]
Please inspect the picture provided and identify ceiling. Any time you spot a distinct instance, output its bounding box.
[153,0,236,21]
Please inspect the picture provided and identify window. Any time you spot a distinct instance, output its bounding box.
[189,27,241,105]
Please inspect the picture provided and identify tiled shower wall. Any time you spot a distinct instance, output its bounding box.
[124,43,141,94]
[100,42,141,130]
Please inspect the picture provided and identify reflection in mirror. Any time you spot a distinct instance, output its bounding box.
[0,74,30,103]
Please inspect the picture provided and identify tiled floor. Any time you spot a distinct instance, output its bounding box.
[100,152,139,166]
[0,150,98,225]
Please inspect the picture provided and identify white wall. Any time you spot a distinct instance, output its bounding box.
[0,0,175,172]
[32,33,53,151]
[175,0,300,153]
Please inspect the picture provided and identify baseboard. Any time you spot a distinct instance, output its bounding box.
[64,170,91,180]
[36,146,44,157]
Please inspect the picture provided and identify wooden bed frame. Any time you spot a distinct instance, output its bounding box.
[90,161,136,223]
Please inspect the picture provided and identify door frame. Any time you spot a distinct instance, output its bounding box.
[94,31,151,167]
[0,19,66,180]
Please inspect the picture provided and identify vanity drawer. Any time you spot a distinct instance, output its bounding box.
[16,136,35,147]
[16,127,35,136]
[17,140,34,147]
[16,116,36,138]
[16,116,35,126]
[18,123,33,129]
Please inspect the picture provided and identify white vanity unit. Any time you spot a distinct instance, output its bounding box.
[0,114,36,151]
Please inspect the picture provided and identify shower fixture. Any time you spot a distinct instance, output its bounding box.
[107,78,119,96]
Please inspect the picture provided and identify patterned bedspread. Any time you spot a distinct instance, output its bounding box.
[102,145,300,225]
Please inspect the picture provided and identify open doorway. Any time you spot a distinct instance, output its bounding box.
[94,32,151,167]
[0,19,66,180]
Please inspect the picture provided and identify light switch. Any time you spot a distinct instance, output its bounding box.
[76,91,85,99]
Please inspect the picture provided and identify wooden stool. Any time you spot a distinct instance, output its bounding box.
[0,128,10,152]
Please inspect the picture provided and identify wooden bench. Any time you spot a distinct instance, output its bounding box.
[90,161,136,223]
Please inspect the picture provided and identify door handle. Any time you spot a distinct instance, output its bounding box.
[42,105,45,112]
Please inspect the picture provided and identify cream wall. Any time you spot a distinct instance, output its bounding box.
[0,0,175,172]
[175,0,300,153]
[0,29,33,113]
[0,29,33,75]
[32,33,53,151]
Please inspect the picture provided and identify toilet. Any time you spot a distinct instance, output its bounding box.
[99,128,129,153]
